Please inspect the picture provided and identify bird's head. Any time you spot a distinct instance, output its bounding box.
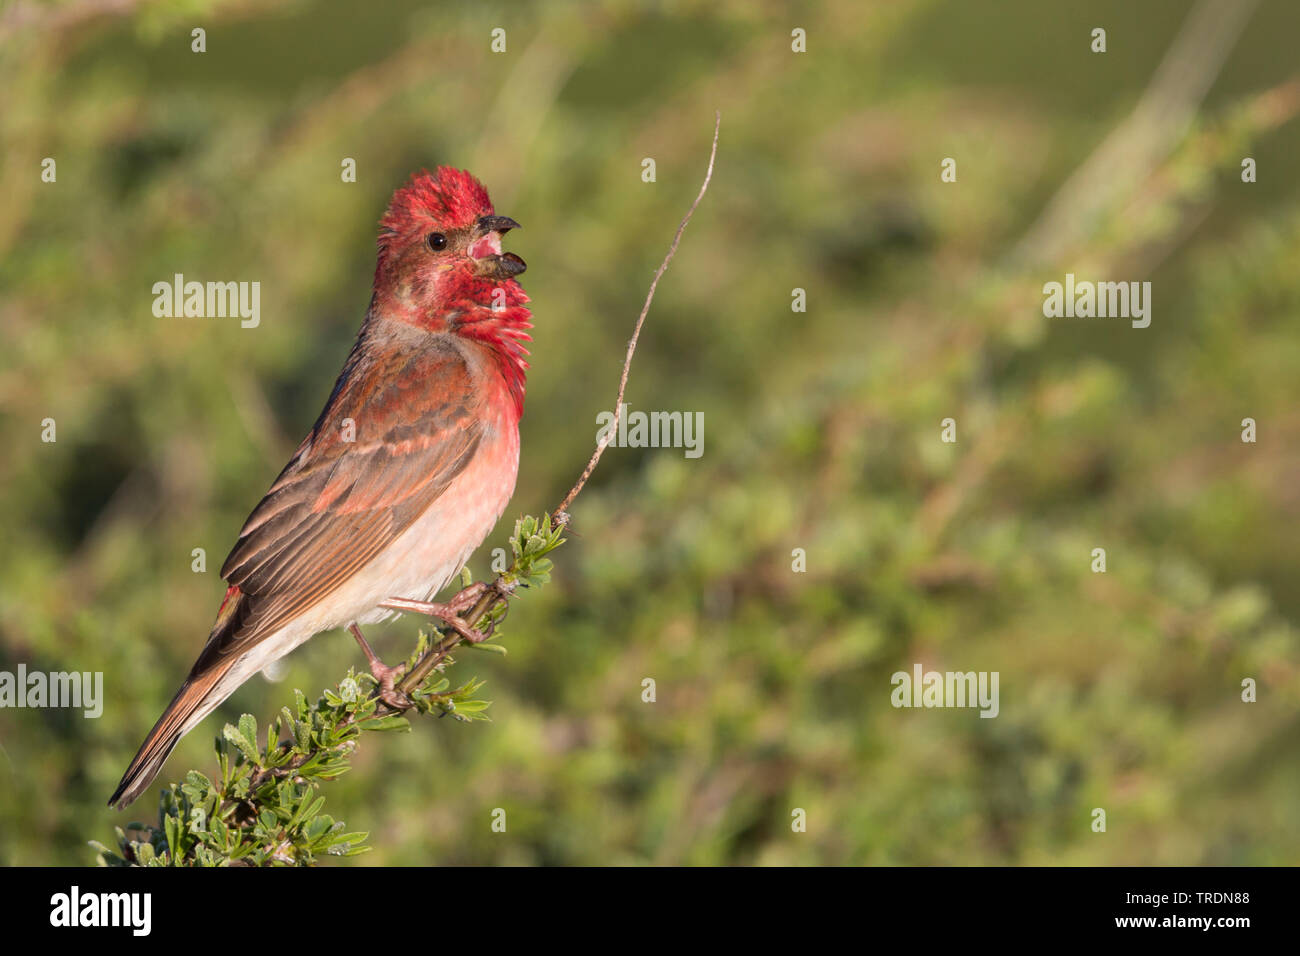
[373,167,528,324]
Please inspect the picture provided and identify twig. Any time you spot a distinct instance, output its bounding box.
[552,109,722,519]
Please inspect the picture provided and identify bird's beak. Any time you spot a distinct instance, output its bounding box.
[476,215,521,236]
[470,216,526,279]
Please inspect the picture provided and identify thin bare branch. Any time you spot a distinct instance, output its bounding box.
[552,109,722,519]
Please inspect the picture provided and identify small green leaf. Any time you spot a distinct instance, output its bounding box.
[223,723,259,763]
[238,714,258,751]
[361,715,411,732]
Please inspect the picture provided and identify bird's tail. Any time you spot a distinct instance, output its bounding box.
[108,662,236,810]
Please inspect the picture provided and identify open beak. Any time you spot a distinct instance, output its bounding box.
[471,215,526,279]
[476,215,521,236]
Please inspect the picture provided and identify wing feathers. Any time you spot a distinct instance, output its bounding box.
[207,334,485,661]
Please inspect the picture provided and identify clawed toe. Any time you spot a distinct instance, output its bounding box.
[378,595,492,643]
[349,623,411,708]
[371,659,410,709]
[443,581,488,615]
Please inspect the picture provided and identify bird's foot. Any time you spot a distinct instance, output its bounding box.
[379,592,492,644]
[349,623,410,709]
[443,580,490,615]
[370,660,410,710]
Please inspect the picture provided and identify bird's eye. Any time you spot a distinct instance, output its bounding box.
[426,232,447,251]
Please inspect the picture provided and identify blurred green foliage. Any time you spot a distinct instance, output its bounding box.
[1,0,1299,865]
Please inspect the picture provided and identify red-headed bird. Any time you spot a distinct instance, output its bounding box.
[109,168,531,809]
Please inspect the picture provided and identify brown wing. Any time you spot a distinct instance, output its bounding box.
[201,334,483,665]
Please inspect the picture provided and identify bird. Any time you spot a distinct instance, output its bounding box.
[109,167,531,810]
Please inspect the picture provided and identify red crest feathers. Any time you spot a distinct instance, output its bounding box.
[380,167,494,238]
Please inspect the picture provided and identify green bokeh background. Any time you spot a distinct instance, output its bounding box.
[2,0,1298,865]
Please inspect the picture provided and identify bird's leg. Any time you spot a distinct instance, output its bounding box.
[380,580,497,644]
[349,623,410,709]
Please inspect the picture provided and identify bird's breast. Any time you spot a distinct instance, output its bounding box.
[353,407,520,624]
